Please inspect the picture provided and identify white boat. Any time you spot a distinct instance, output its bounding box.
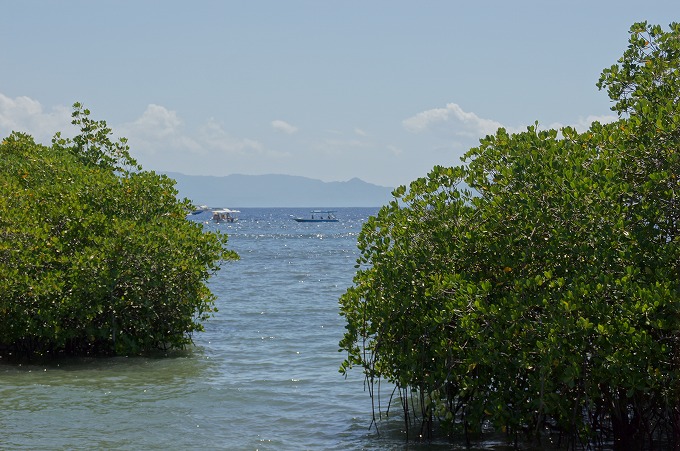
[292,210,338,223]
[212,208,240,223]
[188,205,211,215]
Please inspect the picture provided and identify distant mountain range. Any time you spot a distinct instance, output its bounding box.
[164,172,395,208]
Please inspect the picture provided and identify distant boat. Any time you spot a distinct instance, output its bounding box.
[212,208,240,223]
[292,210,339,223]
[189,205,211,215]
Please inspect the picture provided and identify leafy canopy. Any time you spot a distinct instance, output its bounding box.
[340,22,679,448]
[0,104,237,357]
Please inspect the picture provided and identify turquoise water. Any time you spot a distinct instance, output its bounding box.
[0,208,511,450]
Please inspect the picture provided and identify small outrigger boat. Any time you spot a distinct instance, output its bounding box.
[212,209,240,223]
[292,210,339,223]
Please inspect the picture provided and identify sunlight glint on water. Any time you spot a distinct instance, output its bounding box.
[0,208,372,450]
[0,208,513,450]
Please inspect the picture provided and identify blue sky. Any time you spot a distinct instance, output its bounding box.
[1,1,678,188]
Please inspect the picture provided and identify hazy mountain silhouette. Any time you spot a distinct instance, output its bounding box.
[165,172,395,207]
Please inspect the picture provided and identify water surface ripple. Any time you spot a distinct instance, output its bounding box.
[0,209,377,450]
[1,208,512,450]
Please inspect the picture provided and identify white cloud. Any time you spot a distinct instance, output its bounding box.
[402,102,619,140]
[536,114,619,136]
[402,102,505,138]
[387,144,403,156]
[0,95,284,175]
[573,114,618,131]
[0,92,623,185]
[118,104,202,155]
[119,106,279,159]
[117,106,291,175]
[0,93,71,143]
[129,104,182,138]
[271,119,298,134]
[200,118,267,155]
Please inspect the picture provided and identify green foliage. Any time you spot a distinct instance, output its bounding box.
[0,105,237,358]
[340,22,679,448]
[53,102,140,173]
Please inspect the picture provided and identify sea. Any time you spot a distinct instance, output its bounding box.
[0,208,513,450]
